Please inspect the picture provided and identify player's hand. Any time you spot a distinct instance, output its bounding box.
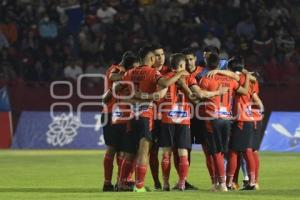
[206,70,220,78]
[218,86,228,95]
[242,69,254,75]
[177,77,185,86]
[179,70,190,77]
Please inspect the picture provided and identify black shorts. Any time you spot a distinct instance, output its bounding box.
[131,117,153,143]
[190,118,205,144]
[159,123,191,149]
[102,113,114,145]
[151,120,161,147]
[120,131,139,154]
[102,113,126,150]
[252,121,264,151]
[229,121,255,152]
[203,119,231,155]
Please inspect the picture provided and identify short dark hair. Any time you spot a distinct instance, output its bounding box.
[169,53,186,70]
[121,51,138,70]
[138,45,154,61]
[203,45,220,55]
[228,55,245,70]
[206,53,220,69]
[151,43,163,51]
[181,48,195,56]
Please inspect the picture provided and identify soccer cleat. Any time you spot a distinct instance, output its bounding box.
[185,181,199,190]
[241,184,256,191]
[232,182,240,190]
[133,186,151,192]
[216,184,228,192]
[163,185,170,191]
[243,180,249,188]
[210,184,217,192]
[117,185,134,192]
[154,182,162,191]
[255,183,260,190]
[102,184,115,192]
[172,184,185,191]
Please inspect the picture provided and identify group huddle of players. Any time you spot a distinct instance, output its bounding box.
[101,43,264,192]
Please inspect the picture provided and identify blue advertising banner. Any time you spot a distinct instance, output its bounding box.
[261,112,300,152]
[12,112,105,149]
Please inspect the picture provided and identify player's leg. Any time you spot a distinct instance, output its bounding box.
[202,144,217,191]
[240,122,256,190]
[159,123,175,191]
[117,129,137,191]
[102,113,116,191]
[149,119,162,190]
[184,117,199,190]
[252,120,264,189]
[161,147,172,191]
[175,124,191,191]
[132,117,152,192]
[210,120,227,192]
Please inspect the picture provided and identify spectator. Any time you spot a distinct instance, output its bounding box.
[96,2,117,24]
[0,17,18,44]
[38,14,58,39]
[63,59,83,81]
[0,30,9,50]
[236,14,256,40]
[203,32,221,49]
[253,29,275,60]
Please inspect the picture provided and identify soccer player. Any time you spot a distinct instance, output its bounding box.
[149,43,170,190]
[198,53,251,192]
[169,48,204,190]
[120,45,184,192]
[250,79,264,189]
[101,51,139,191]
[225,56,257,190]
[157,53,195,191]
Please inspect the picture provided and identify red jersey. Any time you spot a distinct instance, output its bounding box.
[103,64,125,113]
[111,86,133,125]
[159,65,171,75]
[233,73,253,121]
[250,81,263,121]
[122,65,162,119]
[161,71,195,125]
[199,74,239,119]
[190,66,204,80]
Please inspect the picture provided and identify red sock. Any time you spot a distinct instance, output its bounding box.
[243,148,256,186]
[149,146,160,185]
[226,150,238,186]
[203,146,216,184]
[104,153,114,185]
[135,164,147,189]
[253,151,260,183]
[173,148,180,175]
[213,152,225,184]
[178,155,189,188]
[117,155,124,183]
[233,154,241,184]
[161,153,171,186]
[119,158,133,186]
[127,159,136,182]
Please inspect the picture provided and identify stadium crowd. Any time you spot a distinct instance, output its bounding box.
[0,0,300,84]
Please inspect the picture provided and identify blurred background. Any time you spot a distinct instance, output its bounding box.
[0,0,300,151]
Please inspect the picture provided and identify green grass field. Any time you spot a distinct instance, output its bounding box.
[0,150,299,200]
